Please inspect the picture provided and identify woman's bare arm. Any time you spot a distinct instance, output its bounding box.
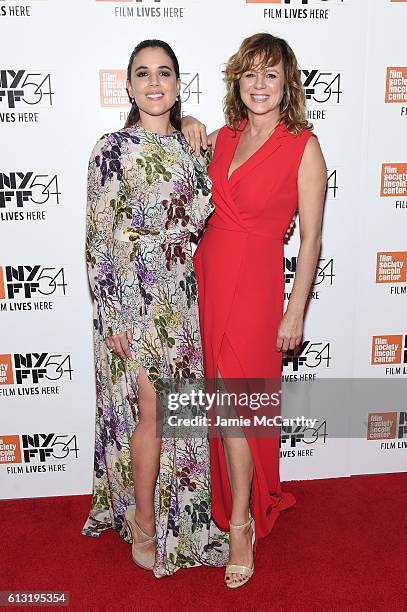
[181,116,220,156]
[276,136,327,352]
[288,136,326,314]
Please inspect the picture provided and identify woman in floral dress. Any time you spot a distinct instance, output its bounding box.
[82,40,228,577]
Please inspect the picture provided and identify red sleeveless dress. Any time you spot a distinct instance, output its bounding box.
[193,119,316,543]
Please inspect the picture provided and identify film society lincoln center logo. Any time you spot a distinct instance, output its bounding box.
[0,433,79,473]
[367,412,407,450]
[381,163,407,197]
[385,68,407,112]
[371,335,407,376]
[376,252,407,294]
[99,69,202,112]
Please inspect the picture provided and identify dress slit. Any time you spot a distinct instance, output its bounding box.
[83,124,230,577]
[196,121,312,543]
[212,332,261,552]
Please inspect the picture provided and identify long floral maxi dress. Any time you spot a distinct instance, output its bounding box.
[82,125,229,577]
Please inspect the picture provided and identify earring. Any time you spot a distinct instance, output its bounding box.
[131,97,136,105]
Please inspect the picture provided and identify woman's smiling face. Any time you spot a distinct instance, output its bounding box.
[239,55,285,117]
[127,46,180,118]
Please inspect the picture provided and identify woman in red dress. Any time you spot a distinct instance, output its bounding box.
[184,33,327,588]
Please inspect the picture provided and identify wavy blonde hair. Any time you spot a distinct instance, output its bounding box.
[224,33,312,135]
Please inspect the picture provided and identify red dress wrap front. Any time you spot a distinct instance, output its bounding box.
[193,119,316,542]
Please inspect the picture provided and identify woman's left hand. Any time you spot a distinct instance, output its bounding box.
[181,115,208,156]
[276,309,304,352]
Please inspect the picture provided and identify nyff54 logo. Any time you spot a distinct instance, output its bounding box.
[285,257,334,286]
[0,353,73,385]
[0,433,79,465]
[0,70,53,108]
[326,169,339,199]
[283,340,331,373]
[0,266,67,300]
[281,418,328,448]
[0,172,60,208]
[300,69,342,104]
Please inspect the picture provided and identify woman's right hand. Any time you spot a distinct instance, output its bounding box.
[181,115,209,156]
[106,330,133,360]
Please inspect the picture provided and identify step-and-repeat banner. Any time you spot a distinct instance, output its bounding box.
[0,0,406,499]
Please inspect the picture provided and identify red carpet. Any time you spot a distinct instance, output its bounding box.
[1,473,406,611]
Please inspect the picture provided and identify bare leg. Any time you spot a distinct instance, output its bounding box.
[217,365,254,584]
[130,366,161,549]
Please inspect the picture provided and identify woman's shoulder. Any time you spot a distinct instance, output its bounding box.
[90,127,141,156]
[281,123,315,138]
[282,126,318,155]
[210,124,237,150]
[90,131,109,153]
[292,126,317,143]
[90,130,118,156]
[300,127,317,140]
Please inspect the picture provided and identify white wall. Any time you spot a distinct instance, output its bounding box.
[0,0,406,498]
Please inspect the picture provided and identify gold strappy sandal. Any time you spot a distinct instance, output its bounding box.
[224,517,255,589]
[124,504,156,570]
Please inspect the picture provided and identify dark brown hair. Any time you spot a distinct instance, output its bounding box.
[124,39,181,130]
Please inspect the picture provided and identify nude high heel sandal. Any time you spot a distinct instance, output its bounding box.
[124,504,156,570]
[224,517,255,589]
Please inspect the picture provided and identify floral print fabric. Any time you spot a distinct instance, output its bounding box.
[82,125,228,577]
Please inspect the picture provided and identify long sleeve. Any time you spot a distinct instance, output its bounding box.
[188,149,215,237]
[86,134,130,338]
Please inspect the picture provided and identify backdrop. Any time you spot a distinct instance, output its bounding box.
[0,0,406,499]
